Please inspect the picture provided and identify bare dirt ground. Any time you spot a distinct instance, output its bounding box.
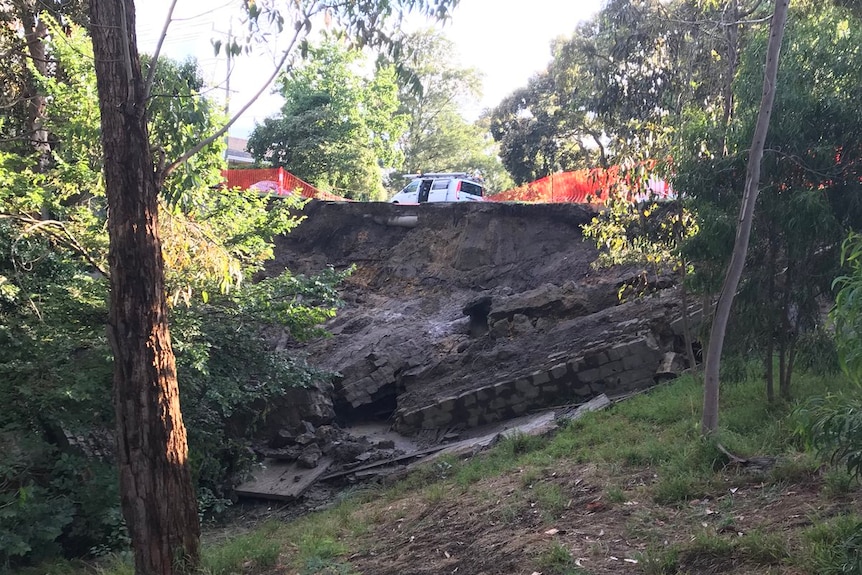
[221,452,858,575]
[343,464,824,575]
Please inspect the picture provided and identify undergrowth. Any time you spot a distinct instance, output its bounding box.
[17,369,862,575]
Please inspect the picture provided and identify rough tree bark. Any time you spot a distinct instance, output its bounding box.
[701,0,790,435]
[88,0,200,573]
[20,1,50,168]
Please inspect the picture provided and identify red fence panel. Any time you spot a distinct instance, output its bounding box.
[489,167,674,204]
[221,168,348,201]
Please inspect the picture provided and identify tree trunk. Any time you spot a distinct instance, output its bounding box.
[779,258,795,399]
[701,0,790,435]
[20,2,51,169]
[88,1,201,573]
[720,0,740,155]
[765,229,777,402]
[765,337,775,402]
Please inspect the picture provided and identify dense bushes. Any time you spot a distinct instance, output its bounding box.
[0,217,346,566]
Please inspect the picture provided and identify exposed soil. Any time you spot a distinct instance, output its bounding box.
[266,200,683,433]
[220,450,859,575]
[344,463,837,575]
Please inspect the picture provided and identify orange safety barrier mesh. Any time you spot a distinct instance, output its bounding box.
[488,167,674,204]
[221,168,347,201]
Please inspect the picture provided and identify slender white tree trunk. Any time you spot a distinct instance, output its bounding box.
[701,0,791,435]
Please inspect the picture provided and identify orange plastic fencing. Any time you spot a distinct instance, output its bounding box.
[221,168,347,201]
[489,167,674,204]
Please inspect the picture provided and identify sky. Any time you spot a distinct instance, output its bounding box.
[135,0,605,137]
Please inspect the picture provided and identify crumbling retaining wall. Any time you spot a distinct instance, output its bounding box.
[394,333,663,433]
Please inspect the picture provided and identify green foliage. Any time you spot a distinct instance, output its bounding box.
[143,55,227,210]
[490,0,730,183]
[161,190,306,304]
[796,394,862,479]
[583,196,697,299]
[797,515,862,575]
[248,38,405,200]
[832,234,862,384]
[0,21,347,567]
[794,328,841,376]
[173,267,345,506]
[0,437,74,566]
[676,2,862,397]
[794,232,862,485]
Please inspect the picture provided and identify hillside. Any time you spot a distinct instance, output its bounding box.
[265,200,691,437]
[216,373,861,575]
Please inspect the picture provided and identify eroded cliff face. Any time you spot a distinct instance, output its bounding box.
[266,200,694,436]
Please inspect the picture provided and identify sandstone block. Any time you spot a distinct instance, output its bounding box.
[599,361,623,379]
[510,402,529,415]
[567,358,584,372]
[550,362,570,380]
[579,367,600,383]
[571,384,592,397]
[438,397,457,412]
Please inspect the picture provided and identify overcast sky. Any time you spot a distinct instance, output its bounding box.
[135,0,605,137]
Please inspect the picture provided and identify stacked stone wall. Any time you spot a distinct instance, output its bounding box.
[394,333,663,432]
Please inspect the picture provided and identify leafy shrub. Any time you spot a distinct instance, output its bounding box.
[796,394,862,479]
[794,328,840,376]
[0,219,347,563]
[798,515,862,575]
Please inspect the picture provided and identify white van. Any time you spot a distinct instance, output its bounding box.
[390,173,486,203]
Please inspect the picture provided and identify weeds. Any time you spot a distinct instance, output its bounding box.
[823,468,858,499]
[797,515,862,575]
[605,485,626,503]
[535,542,586,575]
[531,482,568,519]
[202,523,281,575]
[638,545,679,575]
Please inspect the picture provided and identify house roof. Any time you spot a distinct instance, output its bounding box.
[226,136,254,164]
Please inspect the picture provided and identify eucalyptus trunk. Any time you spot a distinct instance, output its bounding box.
[701,0,790,435]
[88,0,200,572]
[20,2,50,169]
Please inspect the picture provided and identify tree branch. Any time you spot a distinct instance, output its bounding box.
[144,0,179,101]
[0,213,110,278]
[162,8,312,179]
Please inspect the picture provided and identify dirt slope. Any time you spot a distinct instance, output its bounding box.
[266,200,689,435]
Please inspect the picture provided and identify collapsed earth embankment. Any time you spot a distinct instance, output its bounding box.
[263,200,694,439]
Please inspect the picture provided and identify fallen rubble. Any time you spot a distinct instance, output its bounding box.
[236,200,698,502]
[235,394,613,501]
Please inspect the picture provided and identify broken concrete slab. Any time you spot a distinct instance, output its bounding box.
[429,394,611,461]
[235,457,333,501]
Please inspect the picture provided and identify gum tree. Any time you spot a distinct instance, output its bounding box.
[86,1,459,573]
[700,0,790,434]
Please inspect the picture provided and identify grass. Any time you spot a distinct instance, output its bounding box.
[796,515,862,575]
[202,522,281,575]
[535,542,587,575]
[15,367,862,575]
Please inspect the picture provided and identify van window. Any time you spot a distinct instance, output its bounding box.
[431,179,450,190]
[460,181,484,197]
[402,180,420,193]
